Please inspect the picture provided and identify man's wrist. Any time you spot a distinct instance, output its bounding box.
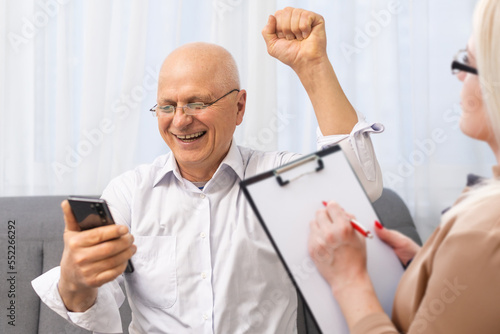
[58,279,97,312]
[292,53,330,76]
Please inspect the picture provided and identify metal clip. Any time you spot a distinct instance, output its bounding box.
[274,155,324,186]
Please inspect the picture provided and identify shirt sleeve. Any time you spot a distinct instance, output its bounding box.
[316,117,384,202]
[31,267,125,333]
[101,170,137,228]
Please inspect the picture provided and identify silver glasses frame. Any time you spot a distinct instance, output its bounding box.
[150,89,240,117]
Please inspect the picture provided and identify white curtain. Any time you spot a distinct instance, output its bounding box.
[1,0,491,241]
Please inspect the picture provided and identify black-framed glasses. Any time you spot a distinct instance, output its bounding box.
[150,88,240,117]
[451,49,478,75]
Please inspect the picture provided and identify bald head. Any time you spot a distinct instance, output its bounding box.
[159,42,240,94]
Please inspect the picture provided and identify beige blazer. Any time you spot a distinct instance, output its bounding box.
[352,166,500,334]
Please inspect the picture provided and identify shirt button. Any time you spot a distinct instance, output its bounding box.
[200,193,205,199]
[200,232,206,239]
[201,272,207,279]
[203,313,209,321]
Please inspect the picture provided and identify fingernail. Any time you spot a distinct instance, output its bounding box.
[374,220,383,229]
[322,201,327,207]
[302,31,308,39]
[118,225,128,234]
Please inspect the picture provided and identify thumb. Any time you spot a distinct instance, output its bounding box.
[374,221,405,250]
[61,200,81,232]
[261,15,277,46]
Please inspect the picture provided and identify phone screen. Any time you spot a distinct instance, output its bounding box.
[67,196,134,273]
[68,197,115,231]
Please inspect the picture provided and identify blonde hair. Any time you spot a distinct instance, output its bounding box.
[444,0,500,219]
[474,0,500,147]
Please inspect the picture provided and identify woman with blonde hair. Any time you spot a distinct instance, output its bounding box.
[308,0,500,332]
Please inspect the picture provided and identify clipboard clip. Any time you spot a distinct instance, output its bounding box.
[274,155,324,186]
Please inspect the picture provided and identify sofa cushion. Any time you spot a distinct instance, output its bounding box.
[0,196,132,334]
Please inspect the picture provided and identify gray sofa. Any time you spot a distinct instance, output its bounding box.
[0,188,420,334]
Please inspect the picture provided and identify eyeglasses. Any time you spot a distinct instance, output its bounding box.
[451,49,478,75]
[150,89,240,117]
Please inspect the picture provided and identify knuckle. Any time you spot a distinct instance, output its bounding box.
[325,231,336,244]
[73,253,87,266]
[291,25,301,34]
[80,266,91,279]
[337,225,350,240]
[86,230,103,245]
[105,256,121,269]
[100,241,116,255]
[293,8,304,17]
[299,21,309,31]
[66,237,80,250]
[85,276,99,288]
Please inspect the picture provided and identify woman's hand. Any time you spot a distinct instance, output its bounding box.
[374,221,421,267]
[308,201,385,329]
[308,200,368,293]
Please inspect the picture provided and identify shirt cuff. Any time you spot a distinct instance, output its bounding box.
[31,266,125,333]
[316,118,385,181]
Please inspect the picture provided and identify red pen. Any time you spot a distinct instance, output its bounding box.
[322,201,373,239]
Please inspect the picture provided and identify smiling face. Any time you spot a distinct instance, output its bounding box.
[156,43,246,181]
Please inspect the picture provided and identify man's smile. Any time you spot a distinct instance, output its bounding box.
[173,131,207,143]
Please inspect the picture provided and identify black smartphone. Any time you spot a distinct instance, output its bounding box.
[67,196,134,273]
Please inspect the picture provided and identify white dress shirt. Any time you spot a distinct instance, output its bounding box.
[32,122,384,334]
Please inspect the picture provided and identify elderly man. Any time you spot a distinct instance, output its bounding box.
[33,7,382,333]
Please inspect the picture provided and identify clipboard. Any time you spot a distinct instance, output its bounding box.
[240,145,404,333]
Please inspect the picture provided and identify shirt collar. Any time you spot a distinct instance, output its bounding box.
[217,139,245,181]
[152,153,181,188]
[152,139,245,188]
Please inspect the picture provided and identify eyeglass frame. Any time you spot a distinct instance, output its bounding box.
[451,49,478,75]
[150,88,240,117]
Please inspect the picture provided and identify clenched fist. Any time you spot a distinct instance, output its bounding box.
[262,7,328,70]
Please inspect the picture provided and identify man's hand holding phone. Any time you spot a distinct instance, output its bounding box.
[58,199,136,312]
